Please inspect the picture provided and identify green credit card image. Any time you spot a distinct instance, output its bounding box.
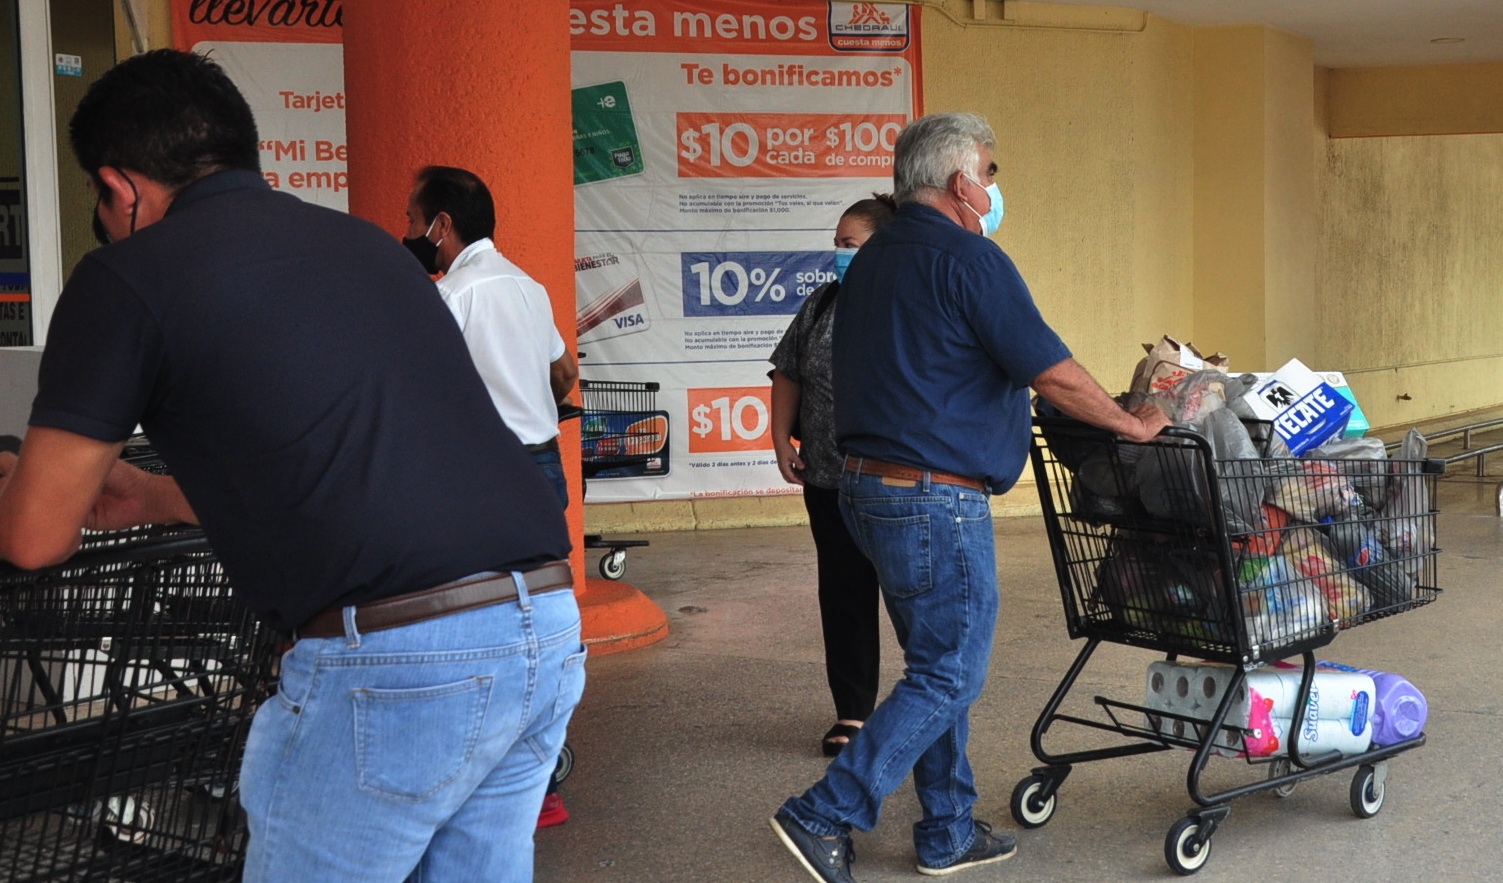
[572,81,645,185]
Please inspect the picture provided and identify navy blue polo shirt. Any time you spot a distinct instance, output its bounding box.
[31,171,570,631]
[832,202,1071,495]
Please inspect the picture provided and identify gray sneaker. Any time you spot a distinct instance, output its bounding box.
[916,820,1017,876]
[770,809,856,883]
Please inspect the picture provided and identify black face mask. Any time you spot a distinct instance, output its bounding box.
[92,172,140,246]
[402,218,442,274]
[402,233,440,274]
[92,197,111,246]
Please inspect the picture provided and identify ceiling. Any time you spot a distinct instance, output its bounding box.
[1040,0,1503,68]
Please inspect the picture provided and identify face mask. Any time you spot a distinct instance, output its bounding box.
[92,197,111,246]
[92,172,140,246]
[979,182,1004,236]
[964,177,1005,237]
[402,218,443,274]
[833,247,858,283]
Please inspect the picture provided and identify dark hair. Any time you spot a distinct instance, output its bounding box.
[412,166,496,245]
[69,49,260,193]
[841,193,898,234]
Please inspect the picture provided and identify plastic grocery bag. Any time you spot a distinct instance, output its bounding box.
[1281,526,1371,622]
[1265,461,1363,523]
[1138,391,1265,534]
[1306,436,1389,510]
[1380,429,1433,576]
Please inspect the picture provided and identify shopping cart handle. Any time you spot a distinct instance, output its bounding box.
[558,403,584,423]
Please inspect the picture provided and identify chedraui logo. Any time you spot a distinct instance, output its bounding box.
[829,2,909,52]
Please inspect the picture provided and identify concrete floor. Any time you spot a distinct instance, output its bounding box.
[536,474,1503,882]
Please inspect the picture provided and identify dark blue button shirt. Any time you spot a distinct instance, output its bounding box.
[832,202,1071,494]
[32,171,570,630]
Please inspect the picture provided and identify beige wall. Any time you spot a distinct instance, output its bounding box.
[1316,132,1503,427]
[922,3,1196,392]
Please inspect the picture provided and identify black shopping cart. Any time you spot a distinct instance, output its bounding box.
[1014,418,1442,875]
[575,379,667,580]
[0,529,277,882]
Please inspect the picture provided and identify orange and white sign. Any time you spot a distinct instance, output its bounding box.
[173,1,347,210]
[676,112,905,178]
[686,387,773,453]
[574,1,920,501]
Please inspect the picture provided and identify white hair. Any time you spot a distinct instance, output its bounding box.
[892,112,995,205]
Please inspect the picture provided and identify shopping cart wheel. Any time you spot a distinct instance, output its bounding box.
[553,743,575,786]
[1009,775,1057,828]
[1267,758,1297,798]
[1349,763,1387,819]
[599,548,627,580]
[1165,816,1213,876]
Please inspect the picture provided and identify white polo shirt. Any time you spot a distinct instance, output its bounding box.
[436,239,566,446]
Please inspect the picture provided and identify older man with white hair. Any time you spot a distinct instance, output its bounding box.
[771,111,1167,882]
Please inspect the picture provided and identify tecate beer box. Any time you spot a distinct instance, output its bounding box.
[1240,359,1354,456]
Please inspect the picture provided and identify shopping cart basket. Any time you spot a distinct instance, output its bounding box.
[1012,417,1442,875]
[576,379,667,580]
[0,531,277,882]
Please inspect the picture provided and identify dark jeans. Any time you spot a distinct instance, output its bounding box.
[803,484,882,723]
[783,467,998,868]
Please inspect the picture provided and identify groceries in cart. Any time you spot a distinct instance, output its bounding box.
[1036,343,1440,649]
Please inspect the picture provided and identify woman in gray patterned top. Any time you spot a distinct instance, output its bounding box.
[769,194,897,757]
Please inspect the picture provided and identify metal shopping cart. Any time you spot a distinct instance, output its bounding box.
[575,379,668,580]
[0,529,277,882]
[1013,417,1443,875]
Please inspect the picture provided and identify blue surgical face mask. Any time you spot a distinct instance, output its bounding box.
[980,182,1004,236]
[833,246,858,282]
[965,177,1005,237]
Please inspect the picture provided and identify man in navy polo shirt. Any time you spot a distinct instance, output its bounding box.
[771,112,1168,881]
[0,50,579,882]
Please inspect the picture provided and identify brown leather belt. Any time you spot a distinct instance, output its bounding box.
[844,456,987,492]
[297,561,574,639]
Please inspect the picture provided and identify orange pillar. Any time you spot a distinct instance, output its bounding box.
[343,2,666,654]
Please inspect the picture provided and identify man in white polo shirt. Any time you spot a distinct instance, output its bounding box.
[403,165,578,508]
[403,164,580,830]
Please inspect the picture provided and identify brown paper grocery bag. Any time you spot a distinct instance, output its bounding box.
[1129,336,1229,395]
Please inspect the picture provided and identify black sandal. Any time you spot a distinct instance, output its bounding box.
[821,723,862,757]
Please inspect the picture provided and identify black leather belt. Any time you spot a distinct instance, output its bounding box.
[297,561,574,638]
[523,438,560,454]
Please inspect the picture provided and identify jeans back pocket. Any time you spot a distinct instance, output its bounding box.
[353,676,491,802]
[854,510,932,599]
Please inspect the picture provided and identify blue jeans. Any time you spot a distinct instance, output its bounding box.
[531,448,569,510]
[240,574,585,883]
[780,466,998,869]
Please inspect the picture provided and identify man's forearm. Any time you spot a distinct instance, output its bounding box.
[1031,357,1166,441]
[140,471,198,526]
[549,352,579,404]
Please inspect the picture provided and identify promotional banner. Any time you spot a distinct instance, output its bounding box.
[173,1,346,210]
[572,1,922,502]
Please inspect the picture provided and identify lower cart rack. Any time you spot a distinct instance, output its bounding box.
[1016,418,1442,875]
